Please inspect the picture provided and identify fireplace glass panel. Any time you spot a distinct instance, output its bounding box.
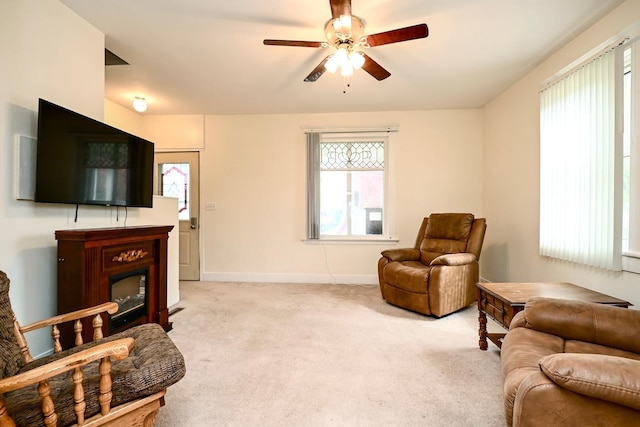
[110,270,147,329]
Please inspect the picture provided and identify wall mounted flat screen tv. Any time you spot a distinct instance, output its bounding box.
[34,99,154,208]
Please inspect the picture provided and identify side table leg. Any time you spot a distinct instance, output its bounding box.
[478,310,488,351]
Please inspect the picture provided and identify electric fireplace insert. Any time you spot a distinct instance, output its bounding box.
[109,268,148,330]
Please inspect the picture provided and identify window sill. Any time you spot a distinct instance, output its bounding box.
[303,237,399,245]
[622,253,640,274]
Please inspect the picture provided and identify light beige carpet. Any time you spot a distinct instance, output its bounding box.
[156,282,504,426]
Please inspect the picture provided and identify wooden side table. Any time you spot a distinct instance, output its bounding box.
[476,282,632,350]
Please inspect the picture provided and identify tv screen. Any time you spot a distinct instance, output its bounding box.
[34,99,154,208]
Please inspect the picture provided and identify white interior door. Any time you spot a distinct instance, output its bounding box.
[154,152,200,280]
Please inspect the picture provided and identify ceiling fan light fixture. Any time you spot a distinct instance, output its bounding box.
[334,46,348,63]
[265,2,429,85]
[340,62,354,77]
[333,15,352,38]
[324,16,365,46]
[325,55,339,73]
[349,51,365,70]
[133,96,147,112]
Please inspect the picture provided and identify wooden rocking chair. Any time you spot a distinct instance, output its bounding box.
[0,271,185,426]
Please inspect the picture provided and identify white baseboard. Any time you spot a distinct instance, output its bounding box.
[35,348,54,359]
[202,272,378,285]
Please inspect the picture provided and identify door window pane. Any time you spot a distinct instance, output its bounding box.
[159,163,190,220]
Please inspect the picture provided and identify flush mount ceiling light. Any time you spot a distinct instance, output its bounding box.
[263,0,428,90]
[133,96,147,113]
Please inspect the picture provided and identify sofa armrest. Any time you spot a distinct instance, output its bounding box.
[509,310,526,330]
[540,353,640,411]
[429,253,476,266]
[522,297,640,354]
[380,248,420,262]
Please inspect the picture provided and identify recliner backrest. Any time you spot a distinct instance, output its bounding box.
[417,213,479,265]
[466,217,487,260]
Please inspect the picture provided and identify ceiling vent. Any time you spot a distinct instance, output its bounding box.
[105,48,129,66]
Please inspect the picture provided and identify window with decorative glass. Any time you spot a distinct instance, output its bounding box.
[158,162,191,221]
[306,131,392,240]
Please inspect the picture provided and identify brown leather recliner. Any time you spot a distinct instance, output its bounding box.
[377,213,486,317]
[502,297,640,427]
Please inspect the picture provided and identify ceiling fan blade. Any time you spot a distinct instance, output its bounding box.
[366,23,429,47]
[263,39,325,48]
[304,57,330,82]
[330,0,351,19]
[361,53,391,81]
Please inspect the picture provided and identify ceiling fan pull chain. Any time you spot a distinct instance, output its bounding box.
[343,77,351,94]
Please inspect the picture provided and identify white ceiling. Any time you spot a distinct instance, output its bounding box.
[60,0,624,115]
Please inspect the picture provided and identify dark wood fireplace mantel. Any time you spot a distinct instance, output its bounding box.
[55,225,174,348]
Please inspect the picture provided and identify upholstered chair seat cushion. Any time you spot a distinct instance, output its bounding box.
[382,261,430,293]
[4,323,186,427]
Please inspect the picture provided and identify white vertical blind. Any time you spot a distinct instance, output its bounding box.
[540,44,623,270]
[629,39,640,255]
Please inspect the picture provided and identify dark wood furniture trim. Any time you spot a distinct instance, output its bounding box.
[476,282,632,350]
[55,226,174,349]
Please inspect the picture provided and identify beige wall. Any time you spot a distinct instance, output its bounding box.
[1,1,179,356]
[104,99,144,136]
[202,110,483,283]
[482,0,640,306]
[132,109,483,284]
[142,115,204,150]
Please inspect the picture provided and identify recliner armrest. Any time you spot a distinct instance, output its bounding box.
[429,253,476,266]
[539,353,640,411]
[380,248,420,262]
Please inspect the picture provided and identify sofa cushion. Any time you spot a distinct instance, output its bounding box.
[522,298,640,354]
[565,340,640,361]
[501,328,564,377]
[5,323,186,427]
[540,353,640,411]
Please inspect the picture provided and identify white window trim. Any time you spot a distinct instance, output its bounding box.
[622,252,640,273]
[303,126,398,243]
[623,34,640,274]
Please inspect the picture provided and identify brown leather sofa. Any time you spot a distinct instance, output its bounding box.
[501,297,640,427]
[377,213,486,317]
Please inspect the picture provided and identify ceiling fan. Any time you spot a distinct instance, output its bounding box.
[263,0,429,83]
